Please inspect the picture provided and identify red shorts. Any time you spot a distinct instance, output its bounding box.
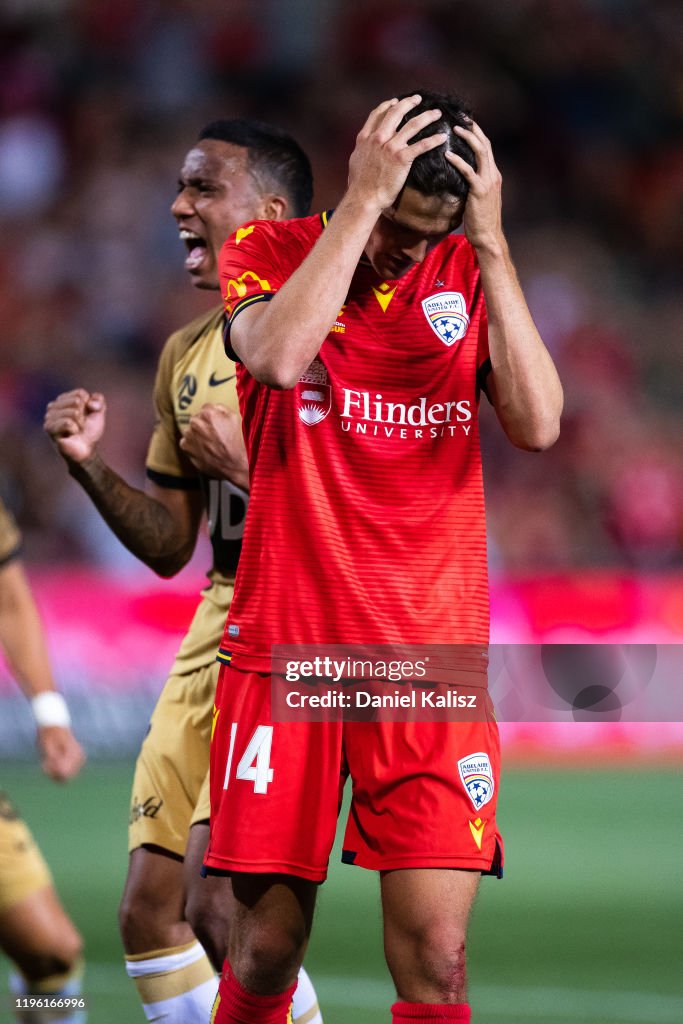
[205,663,503,882]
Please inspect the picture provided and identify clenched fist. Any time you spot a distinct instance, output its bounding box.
[44,389,106,465]
[179,403,249,490]
[38,725,86,783]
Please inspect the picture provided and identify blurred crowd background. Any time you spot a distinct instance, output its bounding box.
[1,0,682,576]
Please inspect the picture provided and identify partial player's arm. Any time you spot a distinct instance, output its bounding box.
[44,389,203,577]
[0,556,85,782]
[229,95,447,388]
[447,123,562,451]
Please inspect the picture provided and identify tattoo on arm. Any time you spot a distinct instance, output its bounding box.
[69,453,195,575]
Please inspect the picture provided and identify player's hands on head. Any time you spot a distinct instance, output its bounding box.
[37,725,86,783]
[44,389,106,465]
[347,95,447,213]
[180,404,249,489]
[446,121,504,253]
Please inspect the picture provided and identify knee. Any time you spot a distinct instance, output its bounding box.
[16,925,83,983]
[185,886,228,972]
[118,887,139,947]
[232,926,305,995]
[58,922,84,972]
[118,878,162,948]
[226,874,315,995]
[386,921,468,1002]
[418,929,467,1000]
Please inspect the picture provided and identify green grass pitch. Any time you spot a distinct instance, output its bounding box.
[1,762,681,1023]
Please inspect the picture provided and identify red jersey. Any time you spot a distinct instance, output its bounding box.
[218,212,491,671]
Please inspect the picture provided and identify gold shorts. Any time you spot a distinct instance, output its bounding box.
[128,661,219,857]
[0,790,52,915]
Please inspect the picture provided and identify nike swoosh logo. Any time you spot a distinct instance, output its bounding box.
[209,372,236,387]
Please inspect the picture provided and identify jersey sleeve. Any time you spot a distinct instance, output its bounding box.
[219,220,299,348]
[0,498,22,566]
[145,334,200,490]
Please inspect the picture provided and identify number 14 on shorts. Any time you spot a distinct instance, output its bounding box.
[223,724,274,794]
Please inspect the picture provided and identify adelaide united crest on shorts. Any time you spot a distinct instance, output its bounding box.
[458,752,494,810]
[421,291,470,347]
[297,357,331,426]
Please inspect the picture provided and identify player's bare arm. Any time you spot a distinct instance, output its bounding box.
[0,558,85,782]
[44,388,203,577]
[447,122,563,450]
[231,95,447,388]
[179,404,250,491]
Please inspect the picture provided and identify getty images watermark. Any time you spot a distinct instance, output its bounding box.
[270,643,681,723]
[272,645,492,722]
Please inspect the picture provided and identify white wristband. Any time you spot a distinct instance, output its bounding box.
[31,692,71,729]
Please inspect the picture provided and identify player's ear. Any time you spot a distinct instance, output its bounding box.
[451,199,465,231]
[259,194,288,222]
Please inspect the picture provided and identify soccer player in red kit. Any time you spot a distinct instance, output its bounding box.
[206,92,563,1023]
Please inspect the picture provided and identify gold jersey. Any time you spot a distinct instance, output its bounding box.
[146,307,247,673]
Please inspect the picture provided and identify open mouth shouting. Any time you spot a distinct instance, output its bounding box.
[179,229,209,272]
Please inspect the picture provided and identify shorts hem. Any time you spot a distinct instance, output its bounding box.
[343,852,501,876]
[217,653,270,674]
[203,853,327,883]
[128,833,187,859]
[189,813,210,828]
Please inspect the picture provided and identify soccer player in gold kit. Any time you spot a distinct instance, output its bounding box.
[0,496,85,1023]
[44,120,321,1024]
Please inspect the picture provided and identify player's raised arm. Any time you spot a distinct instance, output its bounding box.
[447,122,563,451]
[44,387,203,577]
[228,95,448,389]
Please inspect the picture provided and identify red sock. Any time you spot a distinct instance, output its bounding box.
[391,1002,471,1023]
[212,960,297,1024]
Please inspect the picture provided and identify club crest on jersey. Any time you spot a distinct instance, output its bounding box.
[422,291,470,347]
[297,358,331,426]
[457,752,494,810]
